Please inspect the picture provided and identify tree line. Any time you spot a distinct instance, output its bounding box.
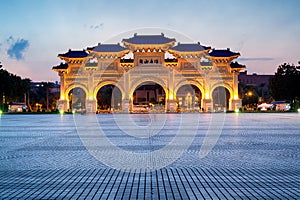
[0,62,59,112]
[269,61,300,107]
[0,63,31,104]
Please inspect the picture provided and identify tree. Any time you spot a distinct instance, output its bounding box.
[29,82,59,112]
[269,62,300,103]
[0,63,31,109]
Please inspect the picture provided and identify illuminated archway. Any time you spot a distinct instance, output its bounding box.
[174,80,204,97]
[176,84,202,111]
[65,84,88,111]
[210,83,233,99]
[67,87,87,111]
[130,80,167,112]
[96,84,122,111]
[212,86,231,111]
[93,81,125,100]
[129,76,168,99]
[65,84,88,101]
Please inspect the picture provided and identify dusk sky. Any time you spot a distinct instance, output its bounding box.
[0,0,299,82]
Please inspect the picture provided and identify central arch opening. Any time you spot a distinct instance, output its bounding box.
[97,84,122,112]
[176,84,202,112]
[132,82,166,112]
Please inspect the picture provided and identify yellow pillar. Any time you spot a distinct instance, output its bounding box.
[122,70,131,113]
[59,71,66,100]
[232,70,239,100]
[57,71,68,112]
[166,67,176,112]
[202,69,212,112]
[231,70,242,111]
[85,69,97,113]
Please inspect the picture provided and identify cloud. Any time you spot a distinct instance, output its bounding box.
[237,57,274,61]
[6,36,14,43]
[90,23,104,29]
[7,37,29,60]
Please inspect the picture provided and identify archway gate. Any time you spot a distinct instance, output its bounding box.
[53,33,245,113]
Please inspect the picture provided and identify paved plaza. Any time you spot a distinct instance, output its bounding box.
[0,113,299,199]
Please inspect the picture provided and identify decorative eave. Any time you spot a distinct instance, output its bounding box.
[164,58,178,68]
[206,48,240,63]
[87,43,130,58]
[58,49,89,64]
[120,59,134,72]
[84,62,98,71]
[122,33,176,52]
[230,61,246,72]
[52,62,69,73]
[168,42,211,58]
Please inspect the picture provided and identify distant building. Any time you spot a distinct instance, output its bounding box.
[239,71,273,100]
[238,71,273,90]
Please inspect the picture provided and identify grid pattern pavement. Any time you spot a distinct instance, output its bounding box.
[1,168,299,199]
[0,113,299,199]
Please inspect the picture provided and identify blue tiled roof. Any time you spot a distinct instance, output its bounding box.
[209,49,240,57]
[122,33,176,44]
[52,63,68,69]
[87,43,128,52]
[170,43,211,52]
[230,62,246,69]
[58,50,88,58]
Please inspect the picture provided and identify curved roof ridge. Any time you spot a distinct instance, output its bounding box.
[122,33,176,45]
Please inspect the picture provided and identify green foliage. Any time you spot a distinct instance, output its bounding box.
[0,62,59,112]
[0,64,31,103]
[269,62,300,101]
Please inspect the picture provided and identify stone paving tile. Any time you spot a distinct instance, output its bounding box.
[0,113,299,199]
[0,168,299,199]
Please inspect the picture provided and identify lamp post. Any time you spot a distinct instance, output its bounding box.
[245,90,254,110]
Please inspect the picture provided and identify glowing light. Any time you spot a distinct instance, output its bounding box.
[235,109,240,113]
[72,110,76,114]
[234,94,239,100]
[205,92,209,99]
[298,108,300,113]
[0,110,2,115]
[59,110,64,115]
[169,93,174,100]
[89,95,93,100]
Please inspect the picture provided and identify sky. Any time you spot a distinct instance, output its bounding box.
[0,0,299,82]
